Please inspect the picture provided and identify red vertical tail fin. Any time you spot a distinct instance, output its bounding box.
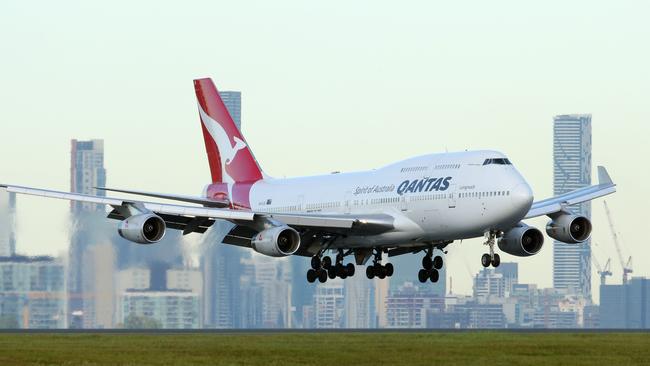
[194,78,264,184]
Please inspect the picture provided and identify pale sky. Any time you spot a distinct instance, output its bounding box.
[1,0,648,298]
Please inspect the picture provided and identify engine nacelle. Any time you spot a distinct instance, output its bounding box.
[251,226,301,257]
[118,213,166,244]
[546,214,592,244]
[498,224,544,257]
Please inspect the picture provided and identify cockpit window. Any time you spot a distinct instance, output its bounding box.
[483,158,512,165]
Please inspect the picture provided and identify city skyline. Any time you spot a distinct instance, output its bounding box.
[552,114,592,298]
[1,1,648,299]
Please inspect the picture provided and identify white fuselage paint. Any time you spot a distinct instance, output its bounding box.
[243,150,533,249]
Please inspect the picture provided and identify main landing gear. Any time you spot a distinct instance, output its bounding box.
[481,231,501,268]
[418,248,443,283]
[307,250,355,283]
[365,249,394,280]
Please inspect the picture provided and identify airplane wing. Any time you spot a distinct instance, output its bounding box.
[95,187,229,208]
[524,166,616,219]
[0,184,394,236]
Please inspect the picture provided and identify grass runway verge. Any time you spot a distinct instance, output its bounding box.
[0,332,648,366]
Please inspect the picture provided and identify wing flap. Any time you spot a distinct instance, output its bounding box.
[96,187,229,208]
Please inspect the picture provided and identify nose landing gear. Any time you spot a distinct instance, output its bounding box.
[481,231,501,268]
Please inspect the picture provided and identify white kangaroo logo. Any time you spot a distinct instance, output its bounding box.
[198,104,247,200]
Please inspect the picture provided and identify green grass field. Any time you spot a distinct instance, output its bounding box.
[0,332,648,366]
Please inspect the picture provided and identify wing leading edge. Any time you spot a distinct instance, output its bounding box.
[524,166,616,219]
[0,184,394,236]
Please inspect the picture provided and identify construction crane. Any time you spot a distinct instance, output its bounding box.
[603,200,633,284]
[592,254,612,286]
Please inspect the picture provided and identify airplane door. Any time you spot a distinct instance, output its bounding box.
[400,195,407,211]
[447,184,457,208]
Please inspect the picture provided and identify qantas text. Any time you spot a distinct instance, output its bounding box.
[396,177,452,195]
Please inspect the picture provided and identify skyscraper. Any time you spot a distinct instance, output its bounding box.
[552,114,592,298]
[344,274,375,328]
[0,191,16,257]
[70,139,106,213]
[313,279,345,328]
[218,91,241,128]
[69,139,107,327]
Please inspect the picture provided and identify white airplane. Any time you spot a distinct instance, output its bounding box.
[1,78,617,284]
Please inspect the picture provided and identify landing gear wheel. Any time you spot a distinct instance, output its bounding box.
[385,263,394,277]
[433,256,444,270]
[307,269,317,283]
[318,269,328,283]
[335,263,345,277]
[346,263,355,277]
[429,269,439,283]
[366,266,375,279]
[422,256,433,270]
[311,256,321,270]
[322,256,332,270]
[491,253,501,268]
[481,253,491,268]
[375,265,386,279]
[327,268,337,279]
[418,269,429,283]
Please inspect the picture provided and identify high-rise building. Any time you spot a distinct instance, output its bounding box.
[552,114,592,298]
[119,289,201,329]
[68,139,107,327]
[116,267,202,329]
[290,256,315,328]
[0,256,66,329]
[81,242,116,329]
[473,268,506,300]
[344,273,375,328]
[385,282,444,328]
[313,279,345,328]
[495,262,518,296]
[600,278,650,329]
[70,139,106,213]
[218,91,241,128]
[0,191,16,257]
[253,255,293,328]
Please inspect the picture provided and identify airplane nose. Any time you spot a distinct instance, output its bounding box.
[510,183,533,212]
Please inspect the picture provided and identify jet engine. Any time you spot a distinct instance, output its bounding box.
[546,213,592,244]
[498,224,544,257]
[118,213,166,244]
[251,226,301,257]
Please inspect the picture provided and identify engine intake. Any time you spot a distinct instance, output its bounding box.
[118,213,166,244]
[546,214,592,244]
[498,224,544,257]
[251,226,301,257]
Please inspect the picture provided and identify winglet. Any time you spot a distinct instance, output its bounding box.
[598,166,613,185]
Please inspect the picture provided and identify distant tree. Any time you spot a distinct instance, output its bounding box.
[0,315,19,329]
[123,314,162,329]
